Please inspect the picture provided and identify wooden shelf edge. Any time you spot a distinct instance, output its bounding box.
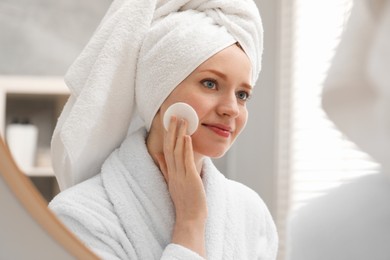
[0,76,69,95]
[0,135,99,259]
[24,167,55,177]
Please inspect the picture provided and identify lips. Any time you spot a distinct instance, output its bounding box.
[203,123,233,138]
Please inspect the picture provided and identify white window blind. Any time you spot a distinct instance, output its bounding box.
[275,0,381,259]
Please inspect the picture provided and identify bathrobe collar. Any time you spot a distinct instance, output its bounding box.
[100,128,232,258]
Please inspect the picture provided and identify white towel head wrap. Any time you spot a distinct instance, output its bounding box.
[52,0,263,190]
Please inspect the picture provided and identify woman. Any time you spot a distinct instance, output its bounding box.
[49,0,278,259]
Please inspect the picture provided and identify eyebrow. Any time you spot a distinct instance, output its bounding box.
[200,69,253,90]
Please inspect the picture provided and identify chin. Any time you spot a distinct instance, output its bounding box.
[209,152,228,159]
[194,144,230,159]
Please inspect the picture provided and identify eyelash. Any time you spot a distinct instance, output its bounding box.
[201,79,217,90]
[201,79,252,102]
[236,90,251,101]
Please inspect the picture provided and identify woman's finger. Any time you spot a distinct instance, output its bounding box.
[174,119,187,176]
[184,135,198,175]
[164,116,178,174]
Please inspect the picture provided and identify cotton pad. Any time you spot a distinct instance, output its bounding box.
[163,102,199,135]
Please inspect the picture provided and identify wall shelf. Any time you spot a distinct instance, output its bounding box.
[0,75,69,201]
[25,167,55,177]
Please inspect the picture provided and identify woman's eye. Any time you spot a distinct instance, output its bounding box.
[236,91,251,101]
[201,79,217,89]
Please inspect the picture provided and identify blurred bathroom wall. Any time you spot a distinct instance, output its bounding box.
[0,0,112,75]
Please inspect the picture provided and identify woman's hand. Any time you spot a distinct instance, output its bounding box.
[156,116,207,257]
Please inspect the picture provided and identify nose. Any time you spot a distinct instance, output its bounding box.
[217,92,239,118]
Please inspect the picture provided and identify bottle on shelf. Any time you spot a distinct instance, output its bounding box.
[6,118,38,172]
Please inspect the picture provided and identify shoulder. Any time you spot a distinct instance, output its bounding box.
[49,174,118,229]
[50,174,108,209]
[49,175,128,258]
[226,179,267,213]
[226,179,277,233]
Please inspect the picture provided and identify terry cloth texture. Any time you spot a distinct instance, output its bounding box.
[49,128,278,260]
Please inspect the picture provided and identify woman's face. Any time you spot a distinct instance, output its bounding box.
[158,44,252,158]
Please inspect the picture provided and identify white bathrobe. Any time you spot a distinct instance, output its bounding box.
[49,128,278,260]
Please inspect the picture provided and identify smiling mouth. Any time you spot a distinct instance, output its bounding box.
[202,124,232,138]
